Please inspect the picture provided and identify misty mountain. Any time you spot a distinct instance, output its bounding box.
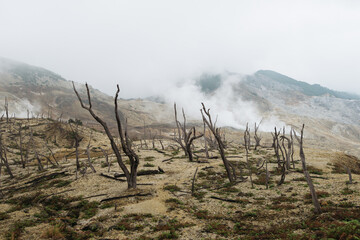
[0,57,169,128]
[1,57,359,156]
[194,70,360,156]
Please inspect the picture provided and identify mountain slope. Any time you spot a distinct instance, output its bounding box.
[0,57,169,129]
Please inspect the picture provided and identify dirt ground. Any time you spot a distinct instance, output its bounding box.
[1,119,360,239]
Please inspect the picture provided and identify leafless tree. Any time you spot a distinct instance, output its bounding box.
[174,103,204,162]
[271,127,281,168]
[0,133,14,178]
[86,130,96,173]
[203,121,209,158]
[100,147,111,172]
[244,123,254,188]
[293,124,321,214]
[344,166,353,184]
[4,97,9,123]
[69,122,83,170]
[18,123,26,168]
[201,103,236,183]
[254,121,262,150]
[73,82,139,189]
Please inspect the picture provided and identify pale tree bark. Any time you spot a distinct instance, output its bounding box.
[86,130,96,173]
[4,97,9,123]
[100,147,110,172]
[201,103,236,183]
[254,121,262,150]
[0,134,14,178]
[174,103,204,162]
[293,124,321,214]
[73,82,139,189]
[244,123,254,188]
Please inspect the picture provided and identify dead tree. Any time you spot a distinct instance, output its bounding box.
[73,82,139,189]
[174,103,203,162]
[203,121,209,158]
[86,130,96,173]
[69,122,83,170]
[293,124,321,214]
[201,103,236,183]
[100,147,111,172]
[271,127,281,168]
[280,129,289,170]
[254,121,262,150]
[290,129,295,169]
[4,97,9,123]
[244,124,254,188]
[344,166,353,184]
[0,134,14,178]
[29,130,44,171]
[18,123,26,168]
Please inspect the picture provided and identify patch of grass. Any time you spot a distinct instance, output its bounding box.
[307,165,324,175]
[165,198,183,205]
[324,220,360,239]
[77,200,100,219]
[41,224,65,239]
[194,210,209,219]
[157,230,179,239]
[304,191,330,200]
[49,179,72,188]
[164,185,181,192]
[341,187,356,195]
[100,202,114,209]
[144,156,155,162]
[0,212,10,221]
[204,221,230,237]
[144,163,155,167]
[5,219,36,240]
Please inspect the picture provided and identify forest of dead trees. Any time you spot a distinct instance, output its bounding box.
[0,83,335,216]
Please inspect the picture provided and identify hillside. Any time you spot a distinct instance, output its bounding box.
[0,57,170,130]
[1,118,360,239]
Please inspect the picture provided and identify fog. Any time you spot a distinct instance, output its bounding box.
[1,1,360,99]
[162,73,285,132]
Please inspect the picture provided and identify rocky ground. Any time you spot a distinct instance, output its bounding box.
[1,119,360,239]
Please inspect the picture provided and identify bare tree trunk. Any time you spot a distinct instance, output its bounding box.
[254,121,262,150]
[86,146,96,173]
[35,151,44,171]
[100,147,110,172]
[265,160,269,189]
[159,140,165,150]
[344,166,353,184]
[293,125,321,214]
[19,124,26,168]
[73,82,139,189]
[191,167,199,196]
[4,97,9,123]
[174,104,203,162]
[203,121,209,158]
[244,123,254,188]
[201,103,235,183]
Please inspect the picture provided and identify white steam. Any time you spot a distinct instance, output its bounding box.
[161,73,284,132]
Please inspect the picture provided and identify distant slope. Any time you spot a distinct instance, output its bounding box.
[0,57,170,128]
[255,70,360,100]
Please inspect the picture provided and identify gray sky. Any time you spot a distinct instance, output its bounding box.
[1,0,360,98]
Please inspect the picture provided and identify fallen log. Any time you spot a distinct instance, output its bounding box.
[100,173,126,182]
[162,157,174,162]
[83,193,108,200]
[25,171,68,185]
[210,196,250,204]
[100,193,152,202]
[154,148,166,154]
[114,170,164,178]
